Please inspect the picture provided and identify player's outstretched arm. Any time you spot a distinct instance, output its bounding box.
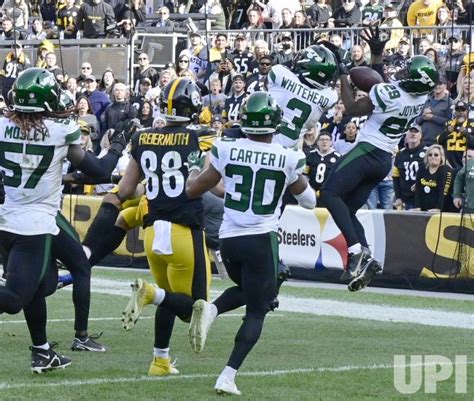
[339,72,375,117]
[289,175,316,209]
[186,164,222,199]
[117,158,143,201]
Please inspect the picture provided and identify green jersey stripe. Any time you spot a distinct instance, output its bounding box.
[374,86,387,112]
[336,142,376,172]
[211,144,219,159]
[296,158,306,170]
[65,128,81,145]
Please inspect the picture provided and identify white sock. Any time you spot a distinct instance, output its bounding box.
[348,243,362,255]
[33,342,50,350]
[152,287,166,305]
[210,304,218,319]
[220,366,237,381]
[82,246,91,260]
[153,347,169,358]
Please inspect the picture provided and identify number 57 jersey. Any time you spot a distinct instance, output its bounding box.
[0,117,81,235]
[210,137,306,238]
[267,65,338,147]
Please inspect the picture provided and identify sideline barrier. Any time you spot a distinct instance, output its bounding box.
[61,196,473,292]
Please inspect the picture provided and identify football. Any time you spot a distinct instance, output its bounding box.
[349,66,384,93]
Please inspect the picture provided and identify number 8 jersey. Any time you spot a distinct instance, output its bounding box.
[210,137,306,238]
[0,117,81,235]
[131,125,206,229]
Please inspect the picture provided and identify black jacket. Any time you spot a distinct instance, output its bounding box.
[77,0,116,38]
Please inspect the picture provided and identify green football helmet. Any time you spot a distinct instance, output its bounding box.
[397,55,439,95]
[293,45,338,89]
[160,78,202,122]
[240,92,282,135]
[11,68,70,113]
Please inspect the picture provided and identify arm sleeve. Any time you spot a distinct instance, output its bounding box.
[74,150,120,178]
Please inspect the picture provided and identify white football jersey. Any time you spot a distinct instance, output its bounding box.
[267,64,338,147]
[0,117,81,235]
[210,137,306,238]
[360,82,428,154]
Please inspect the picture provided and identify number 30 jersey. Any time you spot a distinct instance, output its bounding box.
[210,138,306,238]
[267,65,338,147]
[131,125,205,229]
[0,117,81,235]
[360,82,428,154]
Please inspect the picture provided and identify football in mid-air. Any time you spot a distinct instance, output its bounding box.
[349,67,384,93]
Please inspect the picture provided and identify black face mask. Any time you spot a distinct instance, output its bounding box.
[282,43,291,50]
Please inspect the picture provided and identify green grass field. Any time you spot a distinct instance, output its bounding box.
[0,267,473,401]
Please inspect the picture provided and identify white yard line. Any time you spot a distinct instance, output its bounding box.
[0,361,472,391]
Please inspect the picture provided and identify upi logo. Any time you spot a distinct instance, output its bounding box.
[393,355,467,394]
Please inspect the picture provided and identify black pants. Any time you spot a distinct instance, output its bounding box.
[320,142,392,248]
[0,231,53,345]
[218,232,279,370]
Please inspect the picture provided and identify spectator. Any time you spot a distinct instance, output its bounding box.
[438,101,474,172]
[380,4,404,54]
[228,34,255,77]
[279,8,294,30]
[130,77,151,110]
[117,18,134,39]
[200,0,226,30]
[305,131,341,204]
[248,39,270,74]
[366,171,395,210]
[347,45,368,69]
[98,68,116,99]
[393,124,427,210]
[152,115,166,129]
[246,54,272,94]
[300,127,318,156]
[258,0,300,29]
[271,32,295,66]
[209,33,229,63]
[45,52,66,84]
[211,115,224,134]
[133,52,158,94]
[455,71,474,104]
[56,0,80,39]
[83,75,111,122]
[222,74,247,125]
[435,5,452,45]
[207,57,237,96]
[416,75,452,146]
[413,144,457,212]
[101,83,137,138]
[442,33,466,97]
[176,54,191,76]
[0,42,30,100]
[137,100,154,128]
[424,47,443,71]
[240,8,265,43]
[453,147,474,214]
[185,32,207,82]
[418,37,433,55]
[386,36,411,76]
[328,0,361,39]
[306,0,332,28]
[407,0,443,43]
[1,17,22,41]
[117,0,146,26]
[293,10,312,51]
[76,0,116,39]
[26,18,47,40]
[77,61,93,91]
[40,0,57,22]
[76,95,100,145]
[329,33,351,65]
[35,40,54,69]
[43,20,59,39]
[333,121,358,155]
[153,6,174,29]
[2,0,29,29]
[65,76,80,102]
[202,78,227,115]
[361,0,384,27]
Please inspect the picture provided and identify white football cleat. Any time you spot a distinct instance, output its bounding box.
[188,299,215,353]
[215,375,241,396]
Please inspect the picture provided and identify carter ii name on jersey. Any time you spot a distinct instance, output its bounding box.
[280,77,330,107]
[229,147,287,168]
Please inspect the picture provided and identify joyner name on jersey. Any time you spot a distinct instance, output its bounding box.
[229,146,287,168]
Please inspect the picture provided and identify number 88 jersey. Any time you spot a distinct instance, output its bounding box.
[131,125,205,229]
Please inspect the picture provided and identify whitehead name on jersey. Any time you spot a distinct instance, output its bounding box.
[0,117,81,235]
[210,138,306,238]
[267,64,338,147]
[360,82,428,154]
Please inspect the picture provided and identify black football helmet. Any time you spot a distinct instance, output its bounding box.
[159,78,202,122]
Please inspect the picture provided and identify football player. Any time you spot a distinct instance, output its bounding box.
[320,54,439,291]
[0,68,132,371]
[185,92,316,395]
[118,78,211,377]
[267,44,339,147]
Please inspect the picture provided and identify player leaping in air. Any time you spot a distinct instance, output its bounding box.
[320,28,440,291]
